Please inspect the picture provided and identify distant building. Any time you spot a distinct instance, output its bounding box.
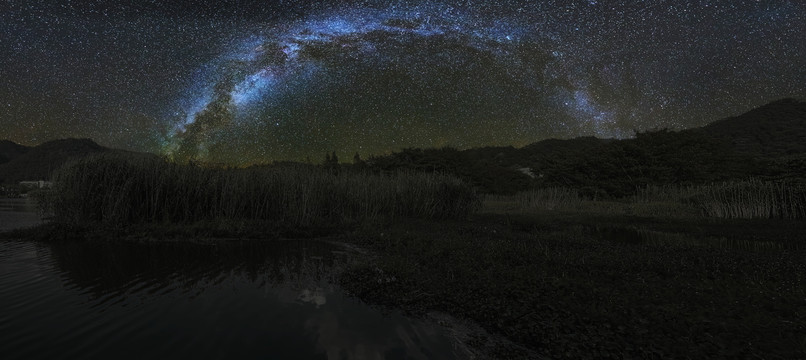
[517,167,538,179]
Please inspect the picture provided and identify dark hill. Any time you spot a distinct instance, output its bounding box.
[523,137,610,157]
[0,138,110,183]
[367,99,805,195]
[702,98,806,157]
[0,140,30,165]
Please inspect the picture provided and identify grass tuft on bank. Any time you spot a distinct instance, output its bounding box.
[503,179,806,220]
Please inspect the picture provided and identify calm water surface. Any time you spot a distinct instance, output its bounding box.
[0,239,459,359]
[0,197,44,231]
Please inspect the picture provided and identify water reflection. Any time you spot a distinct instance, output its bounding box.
[0,197,39,212]
[0,239,457,360]
[0,198,44,231]
[46,240,343,301]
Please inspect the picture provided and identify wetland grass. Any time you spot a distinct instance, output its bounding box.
[23,154,805,359]
[43,153,481,230]
[507,179,806,220]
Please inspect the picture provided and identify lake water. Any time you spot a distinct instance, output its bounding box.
[0,239,460,359]
[0,197,45,231]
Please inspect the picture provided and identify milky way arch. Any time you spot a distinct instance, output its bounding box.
[2,1,803,162]
[145,0,806,164]
[160,3,624,163]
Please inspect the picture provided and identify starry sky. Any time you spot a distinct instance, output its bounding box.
[1,0,804,164]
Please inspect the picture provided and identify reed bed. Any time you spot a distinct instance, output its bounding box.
[631,180,806,219]
[692,179,806,220]
[46,154,481,227]
[512,180,806,220]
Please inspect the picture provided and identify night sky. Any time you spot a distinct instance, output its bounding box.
[1,0,804,164]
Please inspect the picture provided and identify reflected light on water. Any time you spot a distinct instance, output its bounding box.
[0,239,458,359]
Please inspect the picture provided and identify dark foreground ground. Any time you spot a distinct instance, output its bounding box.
[339,208,805,359]
[4,205,805,359]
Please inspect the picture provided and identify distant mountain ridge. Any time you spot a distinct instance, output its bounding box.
[701,98,806,157]
[1,98,804,192]
[0,139,112,183]
[0,140,31,165]
[367,98,806,194]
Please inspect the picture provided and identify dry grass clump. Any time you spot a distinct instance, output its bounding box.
[632,184,701,203]
[634,180,806,219]
[514,187,584,211]
[46,154,480,227]
[692,179,806,219]
[508,179,806,220]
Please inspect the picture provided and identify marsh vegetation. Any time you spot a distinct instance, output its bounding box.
[8,153,805,359]
[41,153,480,229]
[507,179,806,220]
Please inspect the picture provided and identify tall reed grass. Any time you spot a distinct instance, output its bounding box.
[513,179,806,220]
[632,180,806,219]
[691,179,806,220]
[46,154,481,227]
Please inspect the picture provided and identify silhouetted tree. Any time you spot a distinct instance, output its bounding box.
[323,151,340,172]
[353,152,366,170]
